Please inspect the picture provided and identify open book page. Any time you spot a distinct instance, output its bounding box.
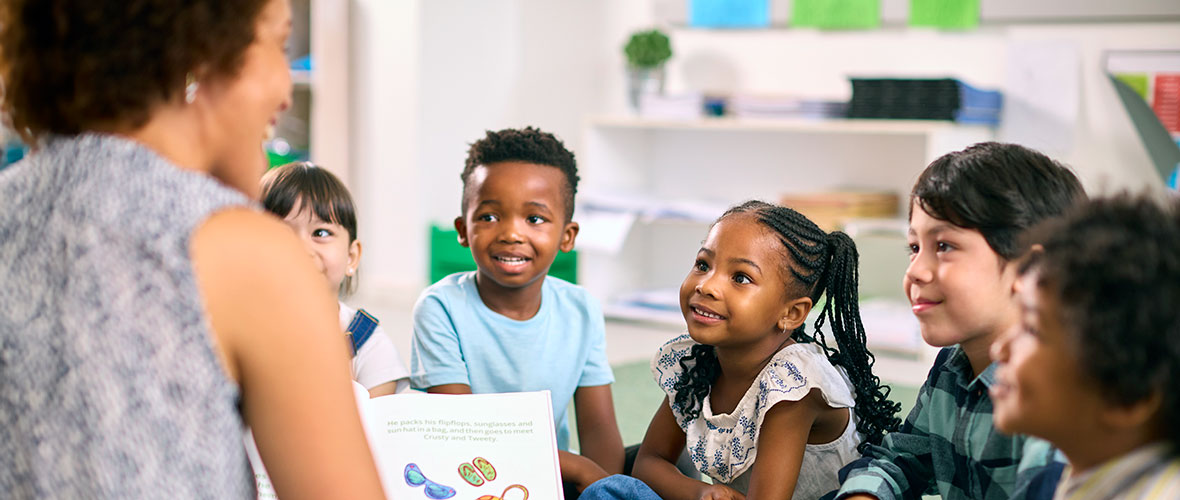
[367,390,563,500]
[246,389,562,500]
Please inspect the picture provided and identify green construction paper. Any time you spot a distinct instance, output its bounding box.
[910,0,980,29]
[1114,73,1151,102]
[791,0,881,30]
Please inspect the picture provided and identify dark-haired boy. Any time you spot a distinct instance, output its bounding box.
[410,127,624,493]
[990,195,1180,499]
[836,142,1086,500]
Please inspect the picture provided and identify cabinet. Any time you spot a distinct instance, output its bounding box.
[577,115,993,384]
[276,0,351,184]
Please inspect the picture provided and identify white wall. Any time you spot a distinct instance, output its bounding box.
[349,1,1178,303]
[417,0,609,225]
[352,0,615,301]
[1005,23,1179,191]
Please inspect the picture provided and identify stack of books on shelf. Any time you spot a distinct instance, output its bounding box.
[847,78,1002,125]
[728,94,849,120]
[779,190,900,231]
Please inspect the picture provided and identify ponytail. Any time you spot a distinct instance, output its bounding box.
[813,231,901,451]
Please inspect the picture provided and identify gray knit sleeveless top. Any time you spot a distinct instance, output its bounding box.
[0,134,255,498]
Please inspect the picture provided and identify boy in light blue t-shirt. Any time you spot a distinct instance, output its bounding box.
[410,127,624,495]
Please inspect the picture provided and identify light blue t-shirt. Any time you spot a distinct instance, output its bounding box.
[410,272,614,451]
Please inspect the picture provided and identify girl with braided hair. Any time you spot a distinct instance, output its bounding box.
[582,200,900,500]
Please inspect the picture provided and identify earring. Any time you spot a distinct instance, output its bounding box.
[347,267,355,276]
[184,73,199,104]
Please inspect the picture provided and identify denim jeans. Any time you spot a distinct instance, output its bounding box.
[571,444,698,499]
[579,475,662,500]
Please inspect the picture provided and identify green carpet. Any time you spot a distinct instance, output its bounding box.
[570,360,921,450]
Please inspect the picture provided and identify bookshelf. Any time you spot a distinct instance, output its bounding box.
[577,115,993,384]
[278,0,351,184]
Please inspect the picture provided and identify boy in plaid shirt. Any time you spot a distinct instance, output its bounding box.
[836,143,1085,500]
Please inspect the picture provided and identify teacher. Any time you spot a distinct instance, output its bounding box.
[0,1,385,498]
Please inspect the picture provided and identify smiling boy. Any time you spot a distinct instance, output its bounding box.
[991,196,1180,499]
[410,127,624,493]
[837,142,1086,500]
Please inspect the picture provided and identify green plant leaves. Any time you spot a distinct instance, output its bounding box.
[624,29,672,69]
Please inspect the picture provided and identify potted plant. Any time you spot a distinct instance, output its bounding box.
[623,29,672,111]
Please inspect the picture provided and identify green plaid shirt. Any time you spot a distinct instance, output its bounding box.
[836,346,1063,500]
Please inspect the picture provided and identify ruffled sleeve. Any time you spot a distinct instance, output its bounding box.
[753,342,856,416]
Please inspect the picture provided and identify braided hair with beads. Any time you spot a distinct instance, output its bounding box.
[671,200,901,451]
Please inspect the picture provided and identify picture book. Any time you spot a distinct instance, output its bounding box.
[247,388,563,500]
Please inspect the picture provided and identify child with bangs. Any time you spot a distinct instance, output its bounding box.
[836,142,1086,500]
[260,161,410,397]
[243,162,410,498]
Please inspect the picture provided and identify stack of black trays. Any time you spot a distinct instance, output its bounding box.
[847,78,962,120]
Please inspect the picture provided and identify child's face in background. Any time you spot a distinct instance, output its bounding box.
[456,161,578,294]
[904,201,1020,355]
[990,272,1107,443]
[680,215,797,351]
[281,198,360,296]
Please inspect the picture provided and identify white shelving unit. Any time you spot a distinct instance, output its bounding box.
[578,115,994,385]
[278,0,350,184]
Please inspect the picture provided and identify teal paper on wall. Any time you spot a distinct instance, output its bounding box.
[791,0,880,29]
[689,0,770,28]
[910,0,980,29]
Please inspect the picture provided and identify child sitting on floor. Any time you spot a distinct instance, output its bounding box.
[410,127,624,494]
[836,142,1087,500]
[990,195,1180,499]
[583,200,901,500]
[261,162,409,397]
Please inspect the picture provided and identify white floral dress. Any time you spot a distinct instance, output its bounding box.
[652,334,863,499]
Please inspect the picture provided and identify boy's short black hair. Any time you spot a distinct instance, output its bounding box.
[1023,195,1180,457]
[460,127,579,221]
[911,142,1086,260]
